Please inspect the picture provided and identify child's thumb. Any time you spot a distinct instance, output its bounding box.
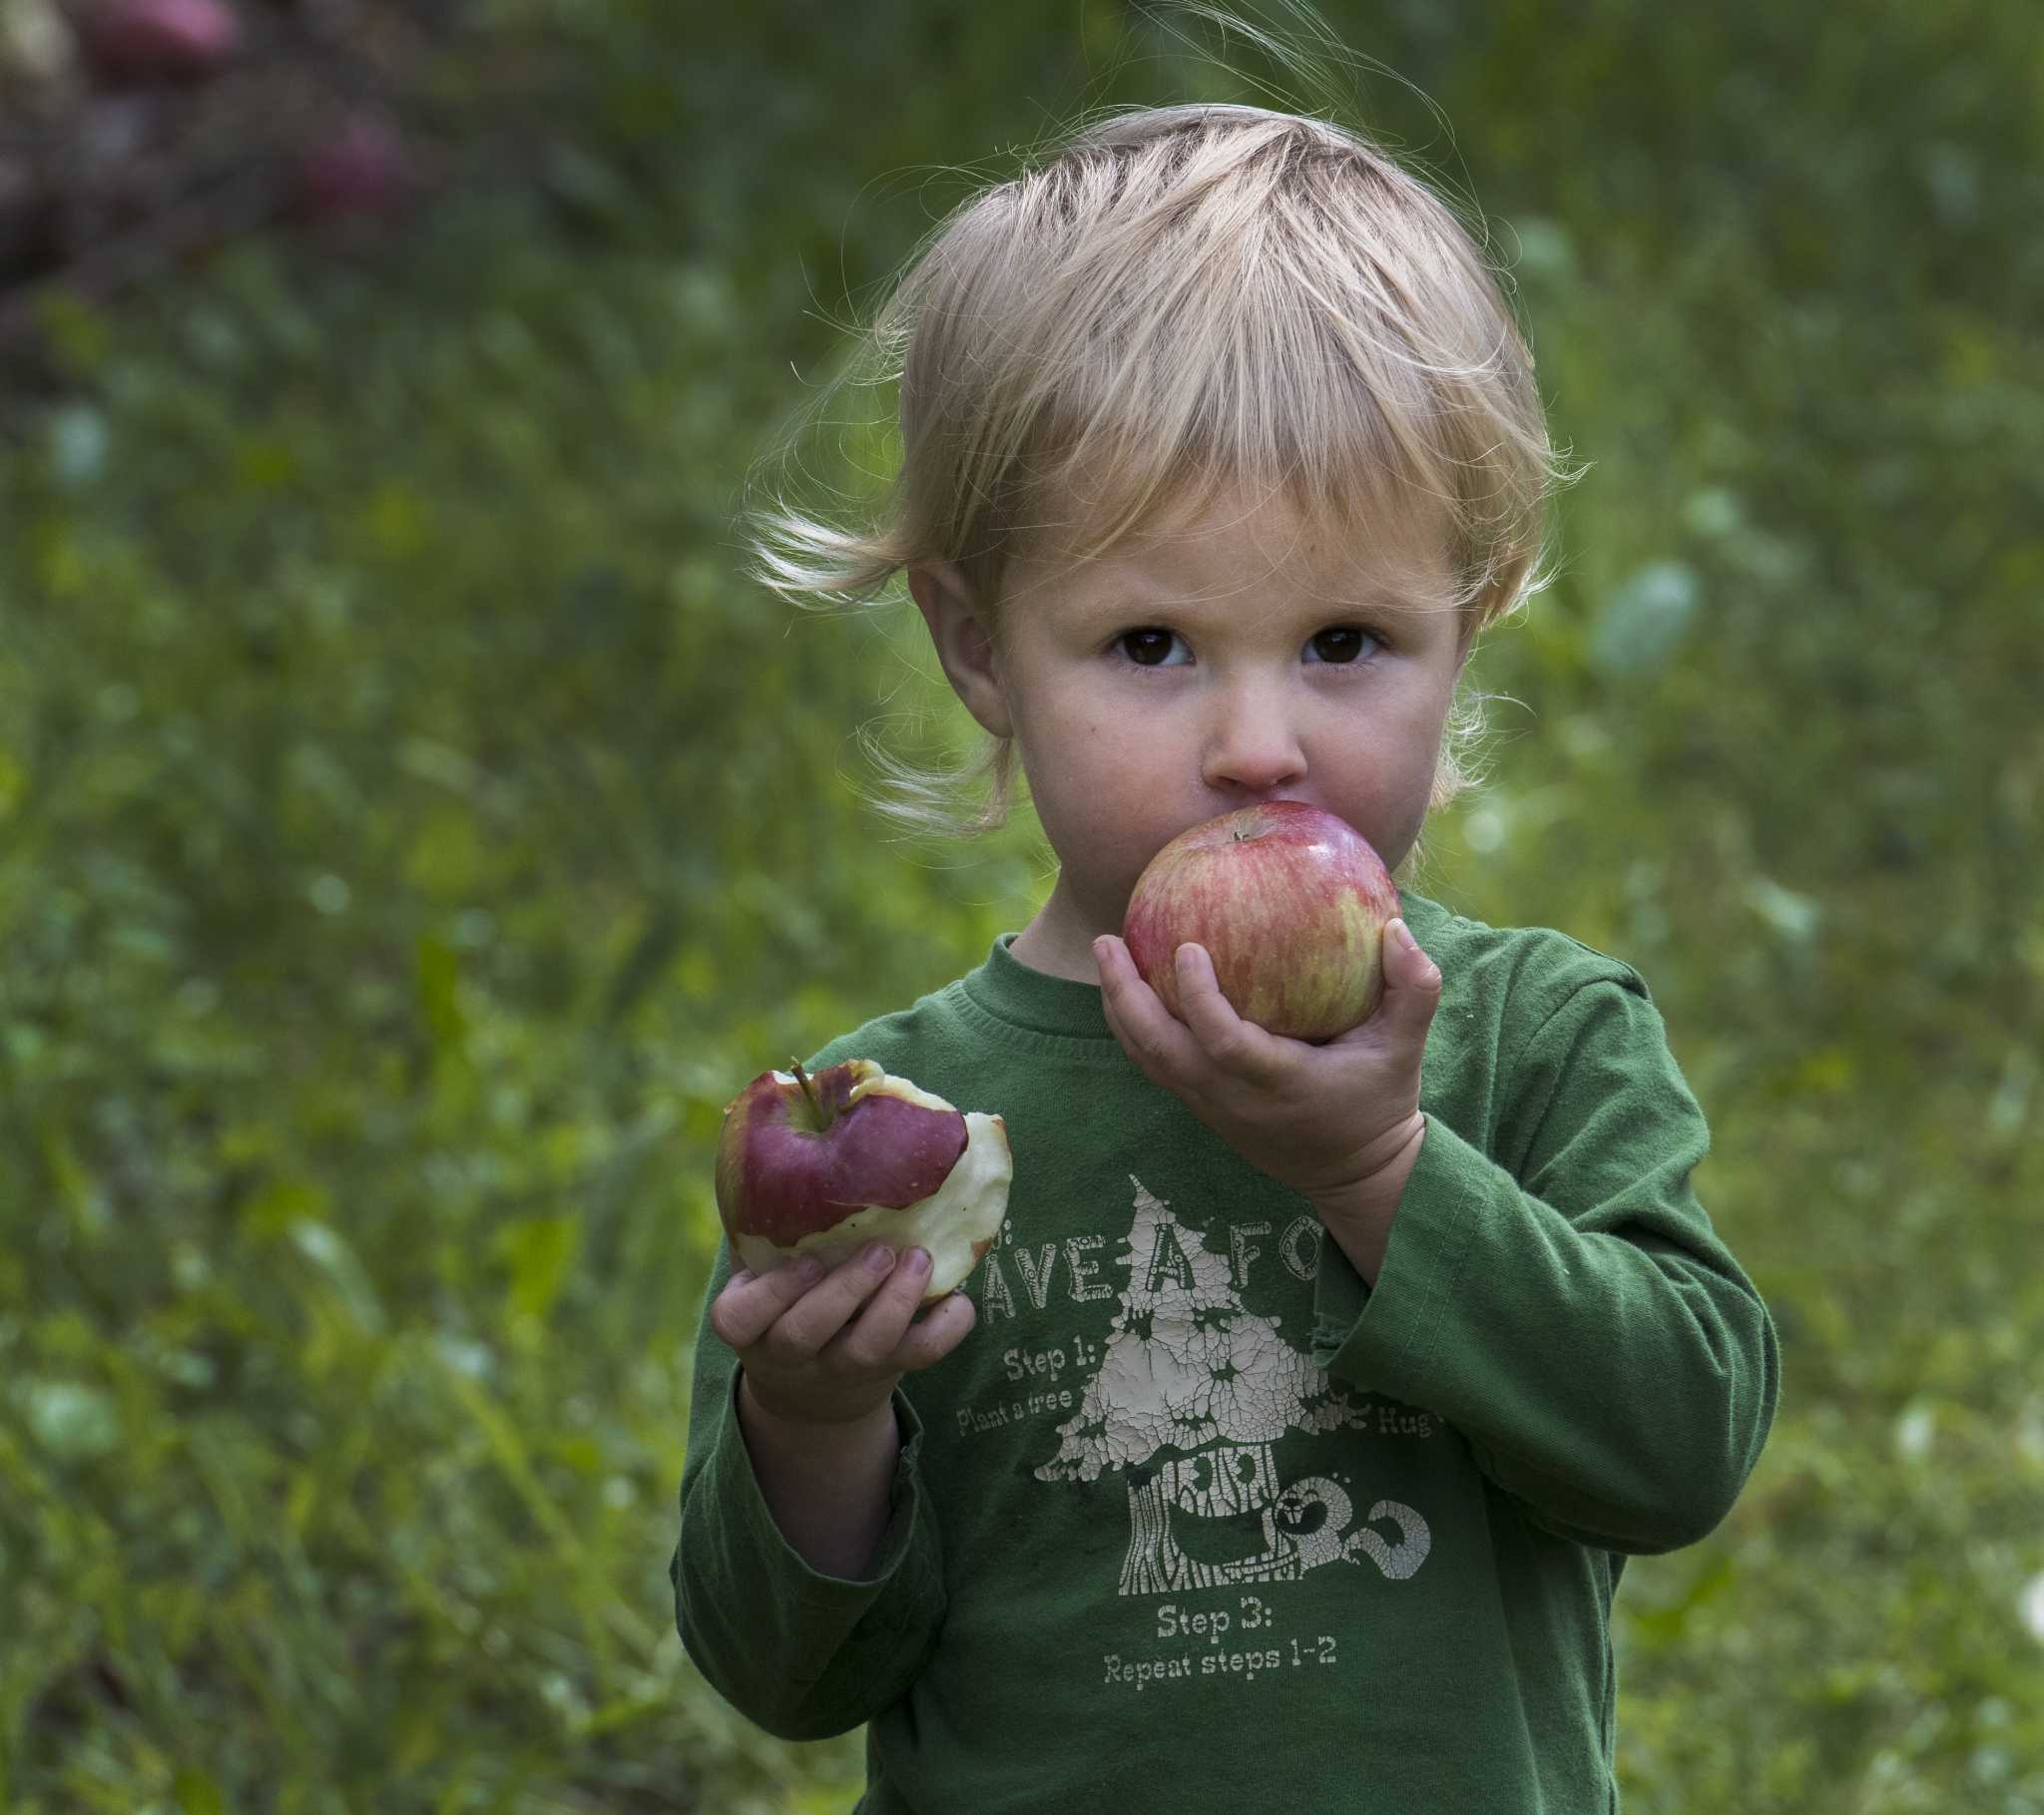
[1383,919,1443,1026]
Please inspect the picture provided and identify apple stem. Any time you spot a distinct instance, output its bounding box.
[790,1058,825,1127]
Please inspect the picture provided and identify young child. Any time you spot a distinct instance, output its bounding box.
[673,95,1780,1814]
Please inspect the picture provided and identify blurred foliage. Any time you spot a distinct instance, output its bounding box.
[0,0,2039,1810]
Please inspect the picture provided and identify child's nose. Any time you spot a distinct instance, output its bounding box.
[1201,691,1306,796]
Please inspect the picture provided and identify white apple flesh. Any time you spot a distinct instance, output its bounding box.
[715,1060,1010,1306]
[1122,800,1399,1041]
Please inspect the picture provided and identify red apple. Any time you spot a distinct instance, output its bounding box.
[1123,800,1399,1040]
[294,117,415,225]
[82,0,241,88]
[715,1059,1011,1305]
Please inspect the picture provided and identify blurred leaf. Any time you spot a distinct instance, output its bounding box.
[1590,561,1701,678]
[18,1379,121,1463]
[498,1213,579,1323]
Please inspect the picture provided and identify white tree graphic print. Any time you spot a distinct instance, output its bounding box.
[1034,1175,1430,1596]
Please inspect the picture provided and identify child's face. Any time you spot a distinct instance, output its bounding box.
[912,481,1470,983]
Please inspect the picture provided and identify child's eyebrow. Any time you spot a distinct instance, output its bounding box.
[1074,581,1452,625]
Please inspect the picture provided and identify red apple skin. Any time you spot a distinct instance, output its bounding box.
[295,118,414,224]
[715,1061,969,1250]
[1123,801,1399,1041]
[84,0,241,87]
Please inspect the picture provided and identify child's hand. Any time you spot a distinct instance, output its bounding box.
[1093,918,1441,1224]
[709,1242,977,1431]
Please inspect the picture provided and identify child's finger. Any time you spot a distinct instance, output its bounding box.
[1168,941,1289,1082]
[764,1242,906,1358]
[1092,934,1203,1082]
[1386,918,1443,1009]
[708,1254,828,1351]
[826,1245,937,1368]
[893,1290,978,1372]
[1324,918,1442,1053]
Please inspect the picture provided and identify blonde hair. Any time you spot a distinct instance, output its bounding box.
[740,28,1579,857]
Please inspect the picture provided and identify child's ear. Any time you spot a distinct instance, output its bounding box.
[908,562,1013,739]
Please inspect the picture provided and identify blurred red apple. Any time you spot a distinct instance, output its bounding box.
[294,116,414,224]
[715,1060,1011,1306]
[1123,800,1399,1040]
[82,0,240,87]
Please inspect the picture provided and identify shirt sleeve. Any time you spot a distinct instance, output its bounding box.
[670,1239,950,1740]
[1309,972,1781,1555]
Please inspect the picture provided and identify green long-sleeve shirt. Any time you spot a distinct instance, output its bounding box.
[673,890,1780,1812]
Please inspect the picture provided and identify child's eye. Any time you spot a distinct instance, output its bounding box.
[1113,625,1383,669]
[1116,628,1190,668]
[1306,626,1382,665]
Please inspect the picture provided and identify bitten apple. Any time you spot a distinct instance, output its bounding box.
[715,1060,1010,1306]
[1123,800,1400,1040]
